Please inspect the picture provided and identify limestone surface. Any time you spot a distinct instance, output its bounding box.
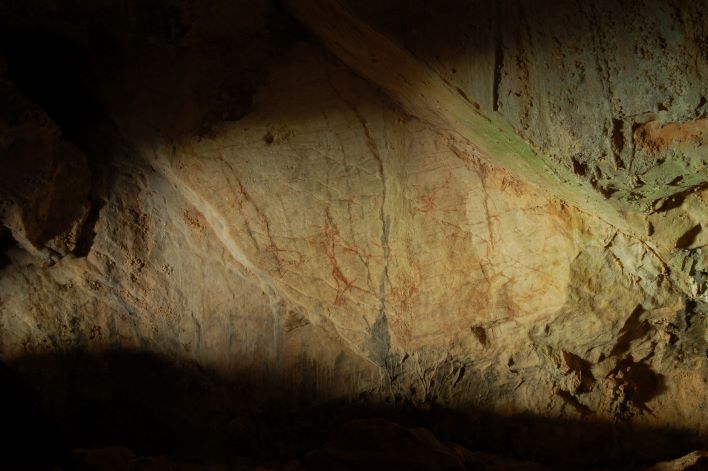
[0,1,705,469]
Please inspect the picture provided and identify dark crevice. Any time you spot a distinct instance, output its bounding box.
[492,0,504,112]
[610,118,625,168]
[0,226,18,270]
[73,197,106,257]
[653,182,708,213]
[697,95,707,117]
[2,30,105,146]
[668,175,684,186]
[610,305,652,357]
[556,389,593,416]
[683,300,697,329]
[571,155,588,176]
[675,224,702,249]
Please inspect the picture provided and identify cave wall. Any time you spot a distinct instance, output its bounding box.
[0,0,706,468]
[346,0,708,212]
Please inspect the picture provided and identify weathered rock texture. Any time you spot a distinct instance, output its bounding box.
[0,1,706,469]
[0,60,92,257]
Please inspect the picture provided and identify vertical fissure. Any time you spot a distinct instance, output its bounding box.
[492,0,505,112]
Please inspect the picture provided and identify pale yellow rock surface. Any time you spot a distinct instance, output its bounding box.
[3,41,705,428]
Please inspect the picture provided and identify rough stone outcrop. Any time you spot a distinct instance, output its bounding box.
[0,59,91,257]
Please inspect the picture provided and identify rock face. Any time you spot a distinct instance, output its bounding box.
[0,60,92,257]
[0,1,705,469]
[344,0,708,213]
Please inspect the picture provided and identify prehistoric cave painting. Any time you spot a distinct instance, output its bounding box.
[0,0,706,469]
